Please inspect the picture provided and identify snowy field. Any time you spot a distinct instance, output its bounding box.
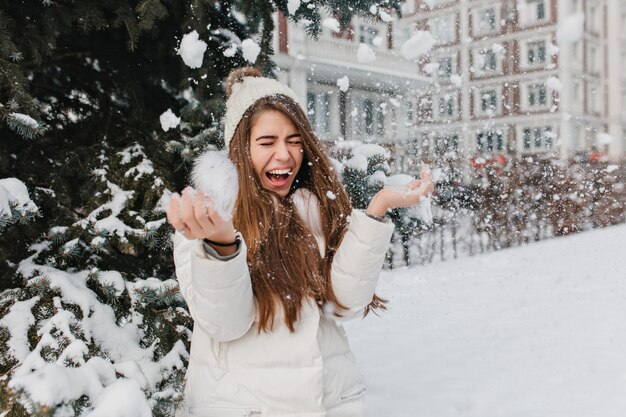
[347,224,626,417]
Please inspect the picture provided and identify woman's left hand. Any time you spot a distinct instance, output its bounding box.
[366,169,434,217]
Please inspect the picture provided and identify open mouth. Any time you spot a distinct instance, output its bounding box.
[265,168,293,187]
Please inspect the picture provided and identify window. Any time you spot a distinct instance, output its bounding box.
[394,26,412,51]
[527,41,547,65]
[439,94,455,118]
[401,0,415,15]
[477,131,504,152]
[364,99,374,135]
[536,0,546,20]
[477,49,498,72]
[435,135,459,156]
[307,92,330,135]
[479,8,498,32]
[376,104,385,136]
[572,80,581,111]
[352,96,385,137]
[589,5,597,32]
[359,25,379,46]
[520,0,548,25]
[589,86,600,113]
[430,15,456,44]
[481,90,498,112]
[438,56,453,79]
[589,46,598,73]
[523,126,554,151]
[528,83,547,107]
[405,101,414,124]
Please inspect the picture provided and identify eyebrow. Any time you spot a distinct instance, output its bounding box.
[255,133,302,141]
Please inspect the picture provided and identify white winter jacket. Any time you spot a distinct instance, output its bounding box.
[173,189,394,417]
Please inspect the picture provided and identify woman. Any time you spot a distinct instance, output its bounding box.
[167,67,433,417]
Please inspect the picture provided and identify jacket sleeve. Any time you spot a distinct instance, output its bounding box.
[172,232,255,342]
[330,210,395,318]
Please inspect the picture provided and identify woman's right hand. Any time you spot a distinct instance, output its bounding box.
[166,187,237,245]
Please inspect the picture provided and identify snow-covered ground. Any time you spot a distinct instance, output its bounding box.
[347,224,626,417]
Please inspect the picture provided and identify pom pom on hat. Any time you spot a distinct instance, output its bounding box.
[222,66,304,150]
[225,67,262,99]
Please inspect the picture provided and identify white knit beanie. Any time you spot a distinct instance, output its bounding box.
[223,70,304,150]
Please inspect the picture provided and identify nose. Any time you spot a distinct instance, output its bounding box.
[273,141,290,161]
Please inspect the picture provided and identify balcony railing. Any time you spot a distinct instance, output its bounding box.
[296,36,419,75]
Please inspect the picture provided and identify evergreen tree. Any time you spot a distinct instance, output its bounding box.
[0,1,403,415]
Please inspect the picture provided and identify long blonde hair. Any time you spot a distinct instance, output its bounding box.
[225,67,385,332]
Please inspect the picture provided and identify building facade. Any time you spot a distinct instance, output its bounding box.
[272,0,625,176]
[272,4,430,173]
[411,0,626,163]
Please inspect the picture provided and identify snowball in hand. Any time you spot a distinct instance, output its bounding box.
[385,174,433,225]
[192,151,239,219]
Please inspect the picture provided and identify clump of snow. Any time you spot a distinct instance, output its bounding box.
[556,13,585,44]
[368,170,388,186]
[372,36,383,47]
[124,159,155,181]
[287,0,301,15]
[241,39,261,63]
[384,173,433,224]
[192,150,239,219]
[322,17,341,33]
[97,271,125,296]
[91,236,106,247]
[344,154,369,172]
[343,144,389,173]
[326,191,336,200]
[401,31,435,61]
[597,133,614,145]
[223,44,238,57]
[159,109,180,132]
[607,165,619,173]
[423,62,440,74]
[450,74,463,87]
[77,180,137,238]
[89,379,152,417]
[379,10,393,23]
[0,177,39,216]
[3,252,189,412]
[155,189,173,213]
[385,174,415,187]
[492,43,505,54]
[546,76,562,92]
[0,297,39,361]
[548,43,560,57]
[330,157,345,179]
[9,112,39,129]
[337,76,350,92]
[352,143,390,159]
[357,43,376,64]
[178,30,207,69]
